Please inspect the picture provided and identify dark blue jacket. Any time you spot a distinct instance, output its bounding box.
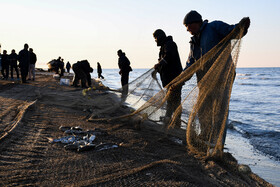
[185,20,236,82]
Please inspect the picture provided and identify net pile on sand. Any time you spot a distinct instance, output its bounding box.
[87,20,247,159]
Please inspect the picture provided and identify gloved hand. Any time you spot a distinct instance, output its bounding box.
[151,70,157,79]
[154,63,161,71]
[239,17,250,36]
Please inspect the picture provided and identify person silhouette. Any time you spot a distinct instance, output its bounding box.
[117,50,132,95]
[18,44,30,83]
[153,29,183,128]
[9,49,20,80]
[1,50,9,80]
[28,48,37,81]
[97,62,104,79]
[66,61,71,73]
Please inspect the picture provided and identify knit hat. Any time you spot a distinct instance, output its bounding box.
[153,29,166,38]
[183,10,202,25]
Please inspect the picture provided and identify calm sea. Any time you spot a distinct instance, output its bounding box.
[94,67,280,186]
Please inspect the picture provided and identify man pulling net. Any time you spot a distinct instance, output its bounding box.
[87,12,250,159]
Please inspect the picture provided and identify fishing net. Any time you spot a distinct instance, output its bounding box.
[87,20,247,158]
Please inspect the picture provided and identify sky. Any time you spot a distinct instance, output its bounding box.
[1,0,280,69]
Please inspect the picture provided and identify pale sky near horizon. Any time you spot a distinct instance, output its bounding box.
[1,0,279,69]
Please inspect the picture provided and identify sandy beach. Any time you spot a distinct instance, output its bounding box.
[0,72,273,186]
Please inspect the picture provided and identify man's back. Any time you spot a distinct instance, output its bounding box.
[29,52,37,64]
[18,49,30,66]
[159,36,182,87]
[118,54,131,73]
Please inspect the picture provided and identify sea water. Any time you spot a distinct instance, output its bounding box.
[94,67,280,186]
[227,67,280,186]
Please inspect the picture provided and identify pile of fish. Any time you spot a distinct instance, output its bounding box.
[48,126,118,152]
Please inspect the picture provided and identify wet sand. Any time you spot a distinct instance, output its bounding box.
[0,72,273,186]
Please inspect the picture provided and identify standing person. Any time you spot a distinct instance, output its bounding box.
[97,62,104,79]
[1,50,9,80]
[18,43,30,83]
[55,57,61,74]
[153,29,183,128]
[9,49,20,81]
[117,49,132,95]
[28,48,37,81]
[183,10,250,144]
[60,59,65,77]
[66,61,71,73]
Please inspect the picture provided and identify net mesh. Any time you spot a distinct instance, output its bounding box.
[87,21,246,159]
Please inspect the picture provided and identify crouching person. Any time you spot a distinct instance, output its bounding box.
[72,60,93,88]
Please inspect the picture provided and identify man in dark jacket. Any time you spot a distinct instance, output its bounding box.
[59,58,65,77]
[1,50,9,80]
[9,49,20,80]
[183,10,250,144]
[18,44,30,83]
[28,48,37,81]
[72,60,93,88]
[97,62,104,79]
[153,29,183,128]
[117,50,132,95]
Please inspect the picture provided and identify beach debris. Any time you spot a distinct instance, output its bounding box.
[89,134,96,143]
[59,125,108,136]
[49,126,116,152]
[95,143,118,151]
[48,135,75,144]
[238,164,251,174]
[64,143,79,150]
[60,78,70,86]
[169,137,183,145]
[63,126,88,135]
[59,126,71,132]
[77,143,96,152]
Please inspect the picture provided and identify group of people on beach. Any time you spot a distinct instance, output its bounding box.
[152,11,250,131]
[150,11,250,145]
[0,11,250,146]
[0,43,37,83]
[70,61,106,88]
[116,10,250,139]
[48,55,105,88]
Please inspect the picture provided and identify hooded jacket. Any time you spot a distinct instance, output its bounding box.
[158,36,183,87]
[118,53,132,74]
[185,20,236,82]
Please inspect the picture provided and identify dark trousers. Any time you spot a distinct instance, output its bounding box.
[60,68,64,77]
[20,65,29,83]
[166,85,182,128]
[98,73,104,79]
[121,72,129,86]
[86,73,92,87]
[121,72,129,95]
[10,64,19,79]
[1,65,9,79]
